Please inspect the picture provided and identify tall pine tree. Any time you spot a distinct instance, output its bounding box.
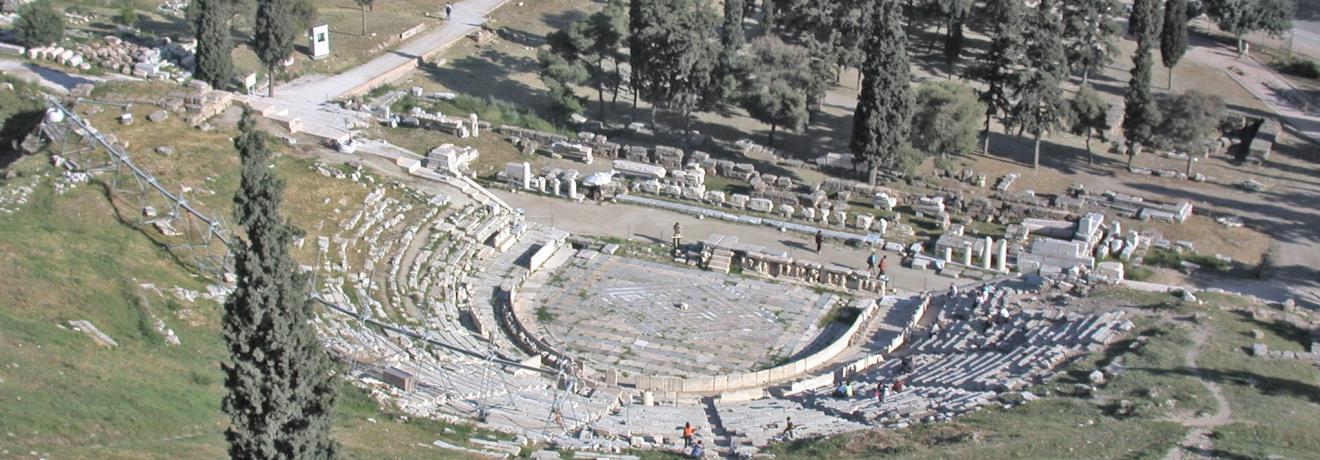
[1063,0,1121,84]
[223,109,338,459]
[253,0,295,96]
[974,0,1026,156]
[1161,0,1188,89]
[193,0,233,90]
[1124,0,1162,168]
[1008,0,1067,169]
[850,0,913,185]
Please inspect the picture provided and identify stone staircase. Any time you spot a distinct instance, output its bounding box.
[707,248,734,274]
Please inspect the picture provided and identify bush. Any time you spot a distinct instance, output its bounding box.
[116,2,139,28]
[1141,247,1228,272]
[15,1,65,47]
[1277,56,1320,79]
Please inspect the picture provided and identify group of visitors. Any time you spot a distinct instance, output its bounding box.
[833,378,908,404]
[865,250,889,281]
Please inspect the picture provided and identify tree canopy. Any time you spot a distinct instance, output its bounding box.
[1154,90,1226,152]
[974,0,1027,155]
[1161,0,1189,88]
[850,0,913,184]
[193,0,234,89]
[15,1,65,48]
[912,80,986,158]
[1066,84,1110,163]
[1063,0,1121,83]
[740,36,813,146]
[1009,0,1068,169]
[253,0,296,96]
[1123,0,1162,167]
[628,0,720,129]
[223,110,338,459]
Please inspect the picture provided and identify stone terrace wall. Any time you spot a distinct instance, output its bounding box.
[632,298,884,393]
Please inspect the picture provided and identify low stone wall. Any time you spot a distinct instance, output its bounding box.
[342,58,420,99]
[494,266,574,369]
[739,249,886,294]
[633,298,881,393]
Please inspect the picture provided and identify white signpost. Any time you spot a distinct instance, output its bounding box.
[310,23,330,60]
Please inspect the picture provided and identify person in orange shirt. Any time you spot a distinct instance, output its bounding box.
[681,422,695,447]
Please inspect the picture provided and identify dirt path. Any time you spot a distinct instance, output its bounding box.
[1164,323,1232,460]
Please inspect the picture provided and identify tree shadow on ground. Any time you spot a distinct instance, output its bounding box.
[495,25,547,48]
[135,16,192,40]
[980,130,1122,177]
[540,9,587,32]
[1230,310,1315,349]
[1135,366,1320,405]
[419,50,543,109]
[0,109,45,170]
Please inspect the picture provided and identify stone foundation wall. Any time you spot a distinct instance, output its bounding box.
[633,299,883,393]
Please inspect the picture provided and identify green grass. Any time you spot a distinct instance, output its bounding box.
[1142,247,1229,272]
[535,305,555,322]
[0,87,518,457]
[817,304,861,328]
[393,92,562,135]
[1193,305,1320,459]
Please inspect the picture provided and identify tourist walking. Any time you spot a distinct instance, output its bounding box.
[782,416,796,440]
[681,422,695,447]
[877,255,888,277]
[445,2,453,20]
[814,230,823,253]
[866,251,877,274]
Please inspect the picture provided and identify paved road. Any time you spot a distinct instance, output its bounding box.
[276,0,509,105]
[0,58,133,93]
[243,0,510,140]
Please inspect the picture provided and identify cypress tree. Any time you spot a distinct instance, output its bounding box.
[708,0,746,112]
[850,0,913,185]
[1161,0,1188,89]
[1008,0,1067,169]
[723,0,746,53]
[223,109,339,459]
[193,0,233,90]
[762,0,776,36]
[1124,0,1161,168]
[973,0,1026,156]
[253,0,296,96]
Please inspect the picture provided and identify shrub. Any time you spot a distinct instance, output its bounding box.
[1277,56,1320,79]
[15,1,65,48]
[116,2,139,28]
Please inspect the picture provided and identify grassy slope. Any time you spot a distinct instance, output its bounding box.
[0,84,497,458]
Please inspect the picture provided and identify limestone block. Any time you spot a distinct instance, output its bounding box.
[748,197,774,213]
[704,190,725,205]
[729,193,750,209]
[855,214,873,230]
